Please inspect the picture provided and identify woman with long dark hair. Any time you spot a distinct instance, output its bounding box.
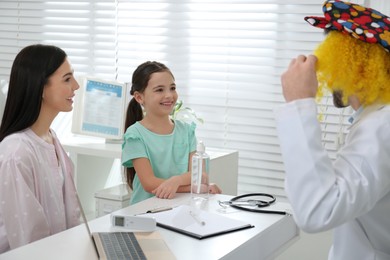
[0,44,81,253]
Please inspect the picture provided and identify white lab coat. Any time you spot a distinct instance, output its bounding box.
[275,98,390,260]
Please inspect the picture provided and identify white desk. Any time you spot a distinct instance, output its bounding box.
[62,136,239,218]
[0,194,299,260]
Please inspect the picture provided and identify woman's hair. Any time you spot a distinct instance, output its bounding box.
[0,44,67,142]
[125,61,173,189]
[314,30,390,106]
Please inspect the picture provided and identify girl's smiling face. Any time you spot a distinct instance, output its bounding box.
[136,71,178,117]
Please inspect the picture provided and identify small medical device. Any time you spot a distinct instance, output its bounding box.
[111,214,156,231]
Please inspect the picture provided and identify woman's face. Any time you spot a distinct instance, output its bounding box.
[42,58,79,113]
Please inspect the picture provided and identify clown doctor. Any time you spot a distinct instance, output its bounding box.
[274,1,390,260]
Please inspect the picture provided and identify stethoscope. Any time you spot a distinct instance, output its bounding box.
[218,193,288,215]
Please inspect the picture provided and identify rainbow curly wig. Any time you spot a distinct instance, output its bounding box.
[314,31,390,106]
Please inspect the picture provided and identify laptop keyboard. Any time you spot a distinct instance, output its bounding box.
[98,232,147,260]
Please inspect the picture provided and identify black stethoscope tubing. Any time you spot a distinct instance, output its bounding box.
[227,193,287,215]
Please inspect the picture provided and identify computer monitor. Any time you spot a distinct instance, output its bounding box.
[71,76,128,142]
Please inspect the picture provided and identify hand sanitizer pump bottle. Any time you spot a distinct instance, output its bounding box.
[191,141,210,201]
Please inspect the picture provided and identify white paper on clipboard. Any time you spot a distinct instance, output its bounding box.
[143,205,254,239]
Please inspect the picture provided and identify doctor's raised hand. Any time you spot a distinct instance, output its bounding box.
[280,54,318,102]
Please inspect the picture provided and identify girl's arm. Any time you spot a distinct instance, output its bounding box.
[132,157,167,193]
[133,157,192,199]
[133,151,197,199]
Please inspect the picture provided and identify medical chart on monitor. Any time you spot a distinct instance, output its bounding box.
[72,77,127,140]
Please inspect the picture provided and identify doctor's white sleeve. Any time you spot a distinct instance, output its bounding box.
[274,98,390,233]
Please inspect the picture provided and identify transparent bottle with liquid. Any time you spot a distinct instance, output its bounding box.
[191,141,210,201]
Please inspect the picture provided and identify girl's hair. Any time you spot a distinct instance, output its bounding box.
[315,31,390,106]
[125,61,173,189]
[0,44,67,142]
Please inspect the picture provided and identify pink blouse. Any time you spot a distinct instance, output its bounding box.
[0,128,81,253]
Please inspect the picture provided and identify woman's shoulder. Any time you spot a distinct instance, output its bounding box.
[1,129,31,144]
[3,128,52,146]
[0,130,37,159]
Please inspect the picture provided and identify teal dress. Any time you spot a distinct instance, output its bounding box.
[121,120,197,204]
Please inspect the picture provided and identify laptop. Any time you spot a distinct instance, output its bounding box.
[76,189,176,260]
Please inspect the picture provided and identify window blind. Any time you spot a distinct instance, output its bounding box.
[1,0,382,202]
[0,0,118,137]
[115,0,327,201]
[0,0,117,78]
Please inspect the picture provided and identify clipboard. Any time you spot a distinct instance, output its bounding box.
[143,205,254,239]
